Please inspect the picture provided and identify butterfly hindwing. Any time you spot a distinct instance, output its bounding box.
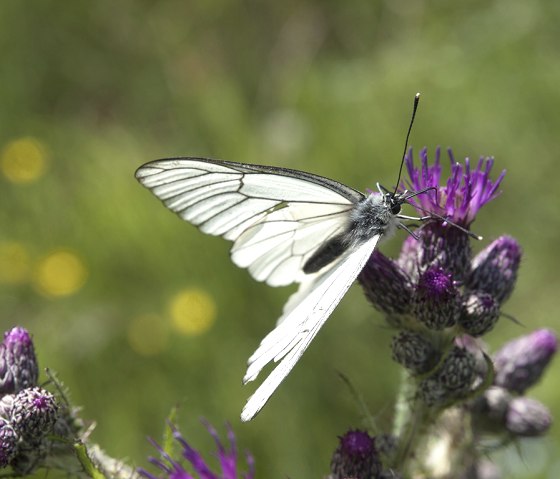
[240,234,381,421]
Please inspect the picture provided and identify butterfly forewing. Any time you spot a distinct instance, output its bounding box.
[136,158,364,286]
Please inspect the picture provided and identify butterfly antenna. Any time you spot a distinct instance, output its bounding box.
[393,93,421,196]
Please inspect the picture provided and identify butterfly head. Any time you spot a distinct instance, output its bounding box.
[376,182,409,216]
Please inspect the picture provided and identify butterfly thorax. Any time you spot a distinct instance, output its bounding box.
[302,193,402,275]
[347,193,402,246]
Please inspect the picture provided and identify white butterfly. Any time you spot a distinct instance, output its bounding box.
[136,157,421,421]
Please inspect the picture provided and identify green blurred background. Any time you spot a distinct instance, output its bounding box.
[1,0,559,477]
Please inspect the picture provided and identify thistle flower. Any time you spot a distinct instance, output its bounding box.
[139,421,254,479]
[404,147,505,226]
[493,329,557,394]
[329,429,380,479]
[0,327,38,394]
[402,148,504,281]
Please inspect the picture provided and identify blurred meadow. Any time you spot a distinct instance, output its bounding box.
[1,0,559,477]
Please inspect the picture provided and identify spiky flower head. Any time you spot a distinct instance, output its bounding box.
[414,266,460,330]
[9,387,58,445]
[359,251,413,318]
[493,329,557,394]
[139,421,254,479]
[467,235,522,304]
[0,417,18,467]
[401,148,505,282]
[419,346,477,407]
[0,327,38,395]
[404,147,505,226]
[330,429,380,479]
[391,330,440,375]
[459,292,500,337]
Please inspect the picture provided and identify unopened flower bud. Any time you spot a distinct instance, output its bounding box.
[359,251,413,316]
[468,236,521,304]
[10,387,58,444]
[398,235,421,280]
[471,386,513,435]
[0,417,18,467]
[459,292,500,337]
[493,329,557,393]
[414,266,460,330]
[330,429,380,479]
[0,327,38,394]
[391,331,440,375]
[440,347,476,391]
[419,347,476,406]
[505,397,552,437]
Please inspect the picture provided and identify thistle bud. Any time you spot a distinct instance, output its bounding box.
[505,397,552,437]
[391,331,440,375]
[0,327,39,394]
[493,329,557,393]
[359,251,413,316]
[414,266,460,330]
[0,417,18,467]
[459,292,500,337]
[419,347,476,406]
[10,387,58,444]
[467,236,521,304]
[330,429,380,479]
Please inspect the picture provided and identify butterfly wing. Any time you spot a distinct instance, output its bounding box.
[240,234,381,421]
[136,158,365,286]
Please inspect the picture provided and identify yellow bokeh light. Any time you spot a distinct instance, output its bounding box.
[33,250,87,297]
[0,241,30,284]
[127,313,169,356]
[169,288,217,336]
[1,137,48,184]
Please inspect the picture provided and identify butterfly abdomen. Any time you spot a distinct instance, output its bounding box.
[303,235,347,274]
[302,195,398,275]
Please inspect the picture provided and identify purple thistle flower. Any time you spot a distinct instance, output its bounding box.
[404,147,505,226]
[330,429,380,479]
[139,421,254,479]
[493,329,557,394]
[0,327,39,395]
[467,236,522,305]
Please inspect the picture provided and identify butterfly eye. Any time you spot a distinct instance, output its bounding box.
[391,202,402,215]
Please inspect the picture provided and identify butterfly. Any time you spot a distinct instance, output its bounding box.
[135,156,429,421]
